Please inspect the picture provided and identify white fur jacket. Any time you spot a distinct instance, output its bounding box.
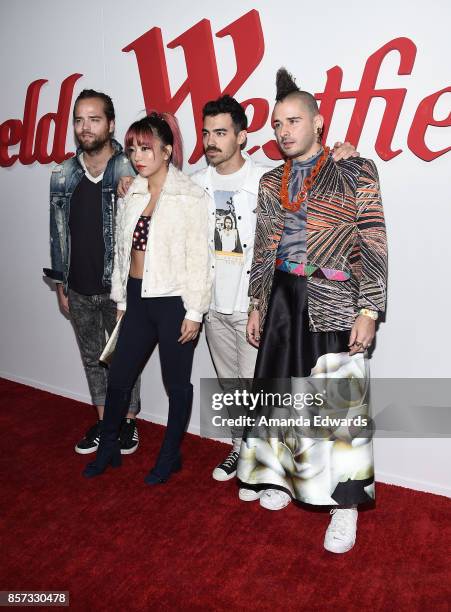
[111,164,211,322]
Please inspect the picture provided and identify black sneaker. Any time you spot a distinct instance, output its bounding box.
[75,421,102,455]
[119,418,139,455]
[212,449,239,481]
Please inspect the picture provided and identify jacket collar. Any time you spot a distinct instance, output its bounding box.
[309,153,348,199]
[265,153,336,201]
[130,174,151,196]
[203,153,260,195]
[241,154,261,195]
[129,164,187,197]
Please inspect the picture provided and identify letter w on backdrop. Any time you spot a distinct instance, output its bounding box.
[123,9,269,164]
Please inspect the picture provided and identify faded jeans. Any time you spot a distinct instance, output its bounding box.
[68,289,140,413]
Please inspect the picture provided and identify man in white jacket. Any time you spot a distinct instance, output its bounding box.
[191,96,267,482]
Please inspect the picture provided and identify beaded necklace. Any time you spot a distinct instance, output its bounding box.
[280,146,330,212]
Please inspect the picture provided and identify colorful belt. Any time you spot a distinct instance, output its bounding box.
[275,258,350,281]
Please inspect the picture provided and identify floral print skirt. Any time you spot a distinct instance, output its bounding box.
[237,271,375,506]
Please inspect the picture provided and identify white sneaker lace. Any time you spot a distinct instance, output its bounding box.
[328,508,357,540]
[222,451,239,468]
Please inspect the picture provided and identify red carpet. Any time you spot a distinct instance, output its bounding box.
[1,377,450,611]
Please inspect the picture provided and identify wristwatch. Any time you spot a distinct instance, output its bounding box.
[248,300,260,315]
[359,308,378,321]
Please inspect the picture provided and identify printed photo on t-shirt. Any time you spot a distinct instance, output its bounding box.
[214,191,243,264]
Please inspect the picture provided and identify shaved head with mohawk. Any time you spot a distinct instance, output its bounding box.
[275,67,300,100]
[272,67,324,160]
[275,67,320,116]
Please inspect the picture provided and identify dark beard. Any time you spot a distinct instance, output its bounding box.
[77,133,111,153]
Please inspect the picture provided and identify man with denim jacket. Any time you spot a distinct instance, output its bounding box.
[44,89,141,455]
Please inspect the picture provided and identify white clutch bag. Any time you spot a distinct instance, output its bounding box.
[99,316,123,366]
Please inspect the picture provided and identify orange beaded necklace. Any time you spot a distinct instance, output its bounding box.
[280,146,330,212]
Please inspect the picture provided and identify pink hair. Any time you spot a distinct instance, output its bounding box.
[160,111,183,170]
[124,111,184,170]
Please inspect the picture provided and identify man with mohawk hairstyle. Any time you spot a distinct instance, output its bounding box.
[238,69,387,553]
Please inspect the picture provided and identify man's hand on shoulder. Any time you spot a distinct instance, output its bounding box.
[117,175,134,198]
[332,141,360,161]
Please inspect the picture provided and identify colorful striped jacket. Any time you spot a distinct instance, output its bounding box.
[249,155,388,333]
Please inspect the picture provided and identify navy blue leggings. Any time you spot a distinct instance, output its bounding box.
[108,277,194,394]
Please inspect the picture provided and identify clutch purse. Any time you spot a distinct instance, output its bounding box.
[99,316,123,366]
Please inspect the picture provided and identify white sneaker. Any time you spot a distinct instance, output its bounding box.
[324,508,358,553]
[259,489,291,511]
[239,488,263,502]
[212,450,239,481]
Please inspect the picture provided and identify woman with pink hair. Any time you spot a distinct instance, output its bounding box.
[83,112,210,483]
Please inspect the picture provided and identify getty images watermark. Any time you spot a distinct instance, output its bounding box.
[200,378,451,439]
[210,389,369,429]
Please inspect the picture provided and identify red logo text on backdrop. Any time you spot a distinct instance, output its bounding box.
[0,9,449,167]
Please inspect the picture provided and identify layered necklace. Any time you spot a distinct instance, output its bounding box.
[280,146,330,212]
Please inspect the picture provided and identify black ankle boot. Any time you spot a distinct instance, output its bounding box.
[83,440,122,478]
[82,387,131,479]
[144,455,182,485]
[145,384,192,486]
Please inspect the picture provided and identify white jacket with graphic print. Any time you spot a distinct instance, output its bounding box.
[191,154,269,313]
[111,164,211,322]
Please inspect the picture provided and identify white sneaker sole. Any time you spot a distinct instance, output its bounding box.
[212,468,237,481]
[239,489,263,502]
[74,444,98,455]
[324,538,356,553]
[259,493,291,511]
[120,442,139,455]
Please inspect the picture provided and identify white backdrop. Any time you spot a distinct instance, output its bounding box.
[1,0,450,496]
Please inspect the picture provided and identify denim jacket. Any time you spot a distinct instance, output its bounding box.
[44,139,135,291]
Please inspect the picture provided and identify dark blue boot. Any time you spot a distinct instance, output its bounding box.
[83,387,131,478]
[145,384,193,485]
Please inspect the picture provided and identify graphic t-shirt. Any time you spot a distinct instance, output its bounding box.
[211,163,247,314]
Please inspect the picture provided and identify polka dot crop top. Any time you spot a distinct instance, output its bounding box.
[132,215,151,251]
